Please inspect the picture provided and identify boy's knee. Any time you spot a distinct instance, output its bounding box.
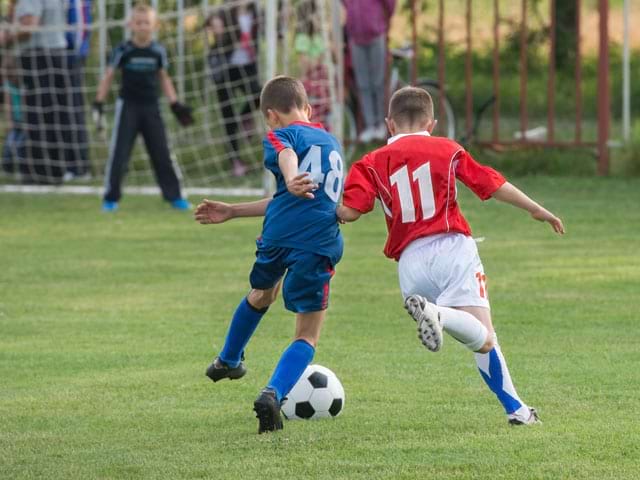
[247,288,277,310]
[475,332,496,353]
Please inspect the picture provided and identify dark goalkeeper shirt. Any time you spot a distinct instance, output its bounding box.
[109,40,169,104]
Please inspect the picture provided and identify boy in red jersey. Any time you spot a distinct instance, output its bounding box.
[337,87,564,425]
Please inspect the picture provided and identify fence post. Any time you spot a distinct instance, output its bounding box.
[622,0,631,142]
[597,0,610,175]
[98,0,107,76]
[492,0,500,143]
[263,0,278,194]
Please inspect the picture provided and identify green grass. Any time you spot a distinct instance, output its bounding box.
[1,177,639,479]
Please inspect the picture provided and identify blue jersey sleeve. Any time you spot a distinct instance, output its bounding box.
[263,129,295,172]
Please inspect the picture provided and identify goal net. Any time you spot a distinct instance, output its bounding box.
[0,0,344,196]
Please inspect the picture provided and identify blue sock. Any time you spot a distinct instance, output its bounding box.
[475,344,524,414]
[267,339,315,402]
[218,297,267,368]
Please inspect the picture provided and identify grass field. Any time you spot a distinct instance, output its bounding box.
[1,177,639,479]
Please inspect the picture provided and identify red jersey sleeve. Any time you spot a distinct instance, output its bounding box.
[455,151,506,200]
[343,155,378,213]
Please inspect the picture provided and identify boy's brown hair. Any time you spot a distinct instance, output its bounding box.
[260,76,309,117]
[388,86,434,127]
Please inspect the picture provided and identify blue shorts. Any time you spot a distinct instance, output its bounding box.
[249,240,337,313]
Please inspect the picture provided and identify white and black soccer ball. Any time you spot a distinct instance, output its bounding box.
[281,364,345,420]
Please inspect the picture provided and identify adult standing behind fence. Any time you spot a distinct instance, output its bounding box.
[0,0,76,184]
[205,0,262,177]
[64,0,92,180]
[344,0,396,143]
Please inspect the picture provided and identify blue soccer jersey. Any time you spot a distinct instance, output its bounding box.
[261,121,344,265]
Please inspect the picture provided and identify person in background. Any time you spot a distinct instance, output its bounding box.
[343,0,395,143]
[0,0,75,184]
[205,0,261,177]
[92,4,193,212]
[63,0,92,180]
[294,0,331,127]
[1,53,25,175]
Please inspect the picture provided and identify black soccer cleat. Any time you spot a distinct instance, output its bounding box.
[253,388,283,434]
[205,356,247,383]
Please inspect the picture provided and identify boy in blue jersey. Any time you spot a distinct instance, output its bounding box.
[194,76,344,434]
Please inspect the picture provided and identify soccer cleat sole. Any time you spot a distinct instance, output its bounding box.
[404,295,443,352]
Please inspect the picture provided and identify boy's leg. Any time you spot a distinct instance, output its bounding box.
[208,284,279,371]
[266,310,324,402]
[460,306,537,423]
[254,310,323,434]
[103,99,139,202]
[254,251,335,433]
[139,103,182,202]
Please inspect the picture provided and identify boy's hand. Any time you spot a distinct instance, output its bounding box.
[531,207,565,234]
[336,204,362,223]
[171,102,194,127]
[287,173,318,199]
[194,199,233,224]
[92,101,106,132]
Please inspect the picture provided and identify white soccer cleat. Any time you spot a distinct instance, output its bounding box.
[404,295,443,352]
[508,407,541,426]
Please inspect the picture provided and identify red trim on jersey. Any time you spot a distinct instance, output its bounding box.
[267,131,287,153]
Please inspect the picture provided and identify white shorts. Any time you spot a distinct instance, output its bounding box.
[398,233,490,309]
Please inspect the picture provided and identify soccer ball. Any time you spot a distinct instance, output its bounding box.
[281,364,345,420]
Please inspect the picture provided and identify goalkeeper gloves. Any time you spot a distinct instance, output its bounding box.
[92,101,106,132]
[171,102,194,127]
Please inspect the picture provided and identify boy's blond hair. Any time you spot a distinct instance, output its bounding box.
[388,86,434,127]
[131,3,156,19]
[260,76,309,117]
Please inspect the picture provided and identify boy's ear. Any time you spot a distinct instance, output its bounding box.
[266,108,279,126]
[385,117,396,137]
[426,118,437,134]
[304,103,313,121]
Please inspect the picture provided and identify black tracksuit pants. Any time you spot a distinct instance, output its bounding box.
[104,98,182,203]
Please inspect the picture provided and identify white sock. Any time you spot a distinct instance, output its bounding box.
[436,306,488,351]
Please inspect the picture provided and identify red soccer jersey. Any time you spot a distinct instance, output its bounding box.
[342,133,506,260]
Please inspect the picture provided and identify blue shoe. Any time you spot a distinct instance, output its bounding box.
[171,198,191,210]
[102,200,118,212]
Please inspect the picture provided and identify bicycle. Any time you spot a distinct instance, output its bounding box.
[342,45,456,161]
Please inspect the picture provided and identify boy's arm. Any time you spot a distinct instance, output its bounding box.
[94,67,115,103]
[194,198,271,224]
[492,182,565,234]
[159,69,178,104]
[160,69,194,126]
[278,148,317,199]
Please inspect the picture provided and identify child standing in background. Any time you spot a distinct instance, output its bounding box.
[93,4,193,212]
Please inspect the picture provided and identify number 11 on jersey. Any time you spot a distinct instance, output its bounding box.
[389,163,436,223]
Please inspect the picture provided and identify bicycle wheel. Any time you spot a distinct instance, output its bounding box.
[415,80,456,140]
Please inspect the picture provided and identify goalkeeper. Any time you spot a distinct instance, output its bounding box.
[93,4,193,212]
